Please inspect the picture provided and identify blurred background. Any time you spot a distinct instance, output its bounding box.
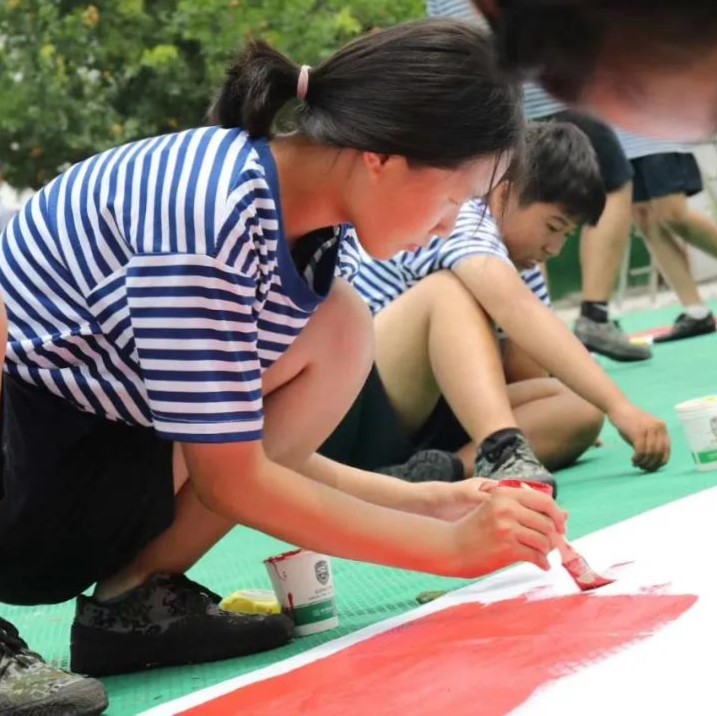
[2,0,716,304]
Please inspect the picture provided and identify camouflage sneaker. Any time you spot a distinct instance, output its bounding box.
[0,616,108,716]
[474,432,557,498]
[377,450,465,482]
[574,316,652,362]
[70,574,294,677]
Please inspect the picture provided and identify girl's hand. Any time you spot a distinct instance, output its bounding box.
[446,485,567,577]
[424,477,498,522]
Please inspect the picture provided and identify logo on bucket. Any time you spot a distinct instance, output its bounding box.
[314,560,330,585]
[711,416,717,440]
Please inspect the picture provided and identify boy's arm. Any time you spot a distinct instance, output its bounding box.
[453,256,670,470]
[182,440,566,578]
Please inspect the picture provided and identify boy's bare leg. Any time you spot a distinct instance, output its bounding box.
[95,281,373,599]
[455,378,604,476]
[373,270,517,443]
[500,337,549,384]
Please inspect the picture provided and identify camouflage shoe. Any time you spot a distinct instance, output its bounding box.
[378,450,465,482]
[474,432,557,498]
[70,573,294,676]
[0,616,107,716]
[574,316,652,362]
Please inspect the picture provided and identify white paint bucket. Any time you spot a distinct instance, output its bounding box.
[675,396,717,471]
[264,549,339,636]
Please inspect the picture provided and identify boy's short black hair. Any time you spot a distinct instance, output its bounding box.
[515,121,605,226]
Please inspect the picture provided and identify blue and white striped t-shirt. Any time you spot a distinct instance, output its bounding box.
[349,200,551,315]
[613,128,690,160]
[426,0,486,23]
[0,127,359,443]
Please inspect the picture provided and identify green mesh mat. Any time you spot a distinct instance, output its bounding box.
[3,300,717,715]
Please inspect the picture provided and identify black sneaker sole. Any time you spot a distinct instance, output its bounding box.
[70,612,294,677]
[0,680,108,716]
[654,324,716,343]
[580,339,652,362]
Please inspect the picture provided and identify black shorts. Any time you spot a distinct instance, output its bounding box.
[0,375,174,605]
[546,110,634,193]
[319,365,469,471]
[631,152,704,203]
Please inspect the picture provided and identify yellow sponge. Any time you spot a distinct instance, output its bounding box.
[220,589,281,615]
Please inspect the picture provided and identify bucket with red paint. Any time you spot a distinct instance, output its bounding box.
[264,549,339,636]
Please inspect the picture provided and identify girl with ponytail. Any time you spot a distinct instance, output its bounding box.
[0,20,564,676]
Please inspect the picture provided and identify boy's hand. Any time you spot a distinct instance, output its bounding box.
[607,401,670,471]
[447,486,567,577]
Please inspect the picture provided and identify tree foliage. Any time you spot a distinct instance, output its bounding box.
[0,0,423,188]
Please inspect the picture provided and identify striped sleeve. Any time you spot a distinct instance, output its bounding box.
[522,82,565,120]
[352,253,409,314]
[613,127,690,160]
[520,266,552,307]
[335,227,364,283]
[426,0,486,22]
[433,200,511,270]
[126,252,263,443]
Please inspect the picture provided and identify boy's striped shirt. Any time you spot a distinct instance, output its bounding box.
[347,199,551,315]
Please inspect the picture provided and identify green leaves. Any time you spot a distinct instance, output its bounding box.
[0,0,422,189]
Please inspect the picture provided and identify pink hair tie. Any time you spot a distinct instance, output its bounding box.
[296,65,311,101]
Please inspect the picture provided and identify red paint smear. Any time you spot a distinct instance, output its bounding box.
[180,594,695,716]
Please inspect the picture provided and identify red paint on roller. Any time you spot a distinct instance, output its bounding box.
[180,593,696,716]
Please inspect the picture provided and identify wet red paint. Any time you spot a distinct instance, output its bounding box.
[181,593,695,716]
[563,554,615,591]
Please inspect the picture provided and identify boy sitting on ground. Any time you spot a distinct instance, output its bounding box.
[321,122,670,492]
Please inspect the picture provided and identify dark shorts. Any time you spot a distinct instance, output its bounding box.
[631,152,704,203]
[319,365,469,471]
[0,375,174,605]
[545,110,634,193]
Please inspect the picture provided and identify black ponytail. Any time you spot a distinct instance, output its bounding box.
[210,19,524,170]
[208,40,301,137]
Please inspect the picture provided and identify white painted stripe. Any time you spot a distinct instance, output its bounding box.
[140,486,717,715]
